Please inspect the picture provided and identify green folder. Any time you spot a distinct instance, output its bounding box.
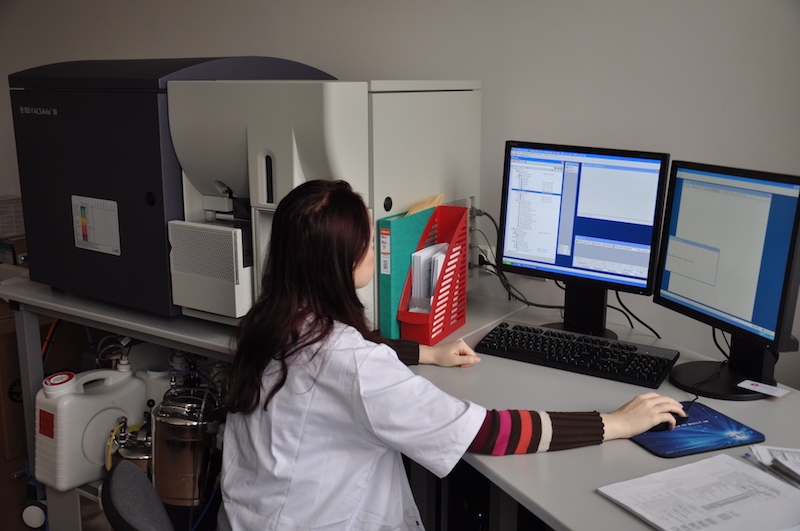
[378,208,434,338]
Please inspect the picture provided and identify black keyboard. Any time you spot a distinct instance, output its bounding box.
[475,321,680,388]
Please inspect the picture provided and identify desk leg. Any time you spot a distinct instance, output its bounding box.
[489,482,518,531]
[15,308,43,469]
[46,487,83,531]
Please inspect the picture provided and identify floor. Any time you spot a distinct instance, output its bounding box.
[1,453,108,531]
[1,452,217,531]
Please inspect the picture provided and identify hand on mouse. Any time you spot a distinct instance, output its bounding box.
[600,393,685,441]
[648,411,689,432]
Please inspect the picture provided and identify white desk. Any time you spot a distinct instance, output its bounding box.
[3,277,799,531]
[413,301,800,530]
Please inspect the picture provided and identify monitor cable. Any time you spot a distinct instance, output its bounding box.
[677,328,733,399]
[472,208,564,311]
[614,291,662,339]
[553,280,663,339]
[712,328,731,361]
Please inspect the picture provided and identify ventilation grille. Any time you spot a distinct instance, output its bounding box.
[169,224,239,284]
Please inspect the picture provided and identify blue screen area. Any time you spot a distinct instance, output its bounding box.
[499,145,666,290]
[658,168,800,341]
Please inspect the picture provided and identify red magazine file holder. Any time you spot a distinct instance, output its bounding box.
[397,205,468,345]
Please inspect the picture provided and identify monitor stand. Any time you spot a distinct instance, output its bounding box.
[544,283,617,339]
[668,336,778,401]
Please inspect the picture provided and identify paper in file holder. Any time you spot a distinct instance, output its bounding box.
[397,205,468,345]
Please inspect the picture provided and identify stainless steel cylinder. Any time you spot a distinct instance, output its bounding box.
[151,388,218,507]
[117,444,151,475]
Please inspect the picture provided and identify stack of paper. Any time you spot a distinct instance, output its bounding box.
[598,454,800,530]
[748,444,800,488]
[409,242,449,313]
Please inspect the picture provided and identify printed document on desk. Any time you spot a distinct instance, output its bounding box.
[750,444,800,466]
[750,444,800,486]
[597,454,800,531]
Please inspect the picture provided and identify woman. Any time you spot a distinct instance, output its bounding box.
[220,180,684,531]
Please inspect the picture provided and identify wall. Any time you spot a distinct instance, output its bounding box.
[2,0,800,387]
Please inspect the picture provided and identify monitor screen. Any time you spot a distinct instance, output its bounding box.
[654,161,800,400]
[497,141,669,337]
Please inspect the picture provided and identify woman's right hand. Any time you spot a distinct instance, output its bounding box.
[600,393,686,440]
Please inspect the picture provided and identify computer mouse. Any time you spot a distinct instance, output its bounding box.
[647,412,688,432]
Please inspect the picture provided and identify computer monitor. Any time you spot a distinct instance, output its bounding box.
[654,161,800,400]
[497,141,670,338]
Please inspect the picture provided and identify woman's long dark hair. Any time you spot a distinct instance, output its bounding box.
[226,180,376,413]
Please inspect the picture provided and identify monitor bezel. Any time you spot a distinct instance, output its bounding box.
[496,140,671,297]
[653,160,800,353]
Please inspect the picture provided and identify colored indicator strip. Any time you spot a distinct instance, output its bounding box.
[80,206,89,241]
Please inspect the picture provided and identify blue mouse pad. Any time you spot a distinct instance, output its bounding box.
[631,401,765,458]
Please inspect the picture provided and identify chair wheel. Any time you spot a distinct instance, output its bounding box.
[22,501,46,529]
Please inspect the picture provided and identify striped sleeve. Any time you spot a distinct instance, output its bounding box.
[467,410,604,455]
[383,338,420,366]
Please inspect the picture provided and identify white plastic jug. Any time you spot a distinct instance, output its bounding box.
[135,366,172,406]
[35,369,146,491]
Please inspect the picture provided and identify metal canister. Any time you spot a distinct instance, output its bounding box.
[151,387,218,506]
[117,442,152,475]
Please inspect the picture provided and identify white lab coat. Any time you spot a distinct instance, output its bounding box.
[219,322,486,531]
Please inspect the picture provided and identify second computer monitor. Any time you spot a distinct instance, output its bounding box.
[654,160,800,399]
[497,141,670,338]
